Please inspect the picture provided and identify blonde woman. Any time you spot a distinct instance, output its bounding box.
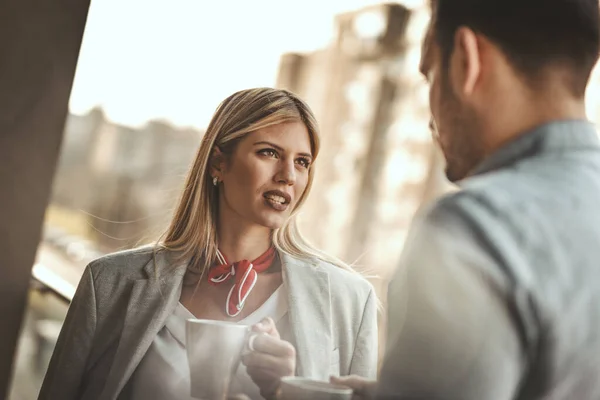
[39,88,378,400]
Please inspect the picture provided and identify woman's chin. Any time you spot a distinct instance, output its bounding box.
[254,213,287,230]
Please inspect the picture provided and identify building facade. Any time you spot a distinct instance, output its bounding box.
[277,3,450,280]
[51,109,202,250]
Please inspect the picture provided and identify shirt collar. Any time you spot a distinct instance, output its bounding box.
[470,119,599,178]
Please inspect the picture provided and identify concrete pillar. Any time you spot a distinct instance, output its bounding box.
[0,0,90,396]
[275,53,306,92]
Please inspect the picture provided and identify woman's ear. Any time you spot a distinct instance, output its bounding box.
[209,146,226,181]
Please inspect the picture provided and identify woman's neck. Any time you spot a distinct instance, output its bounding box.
[217,221,272,262]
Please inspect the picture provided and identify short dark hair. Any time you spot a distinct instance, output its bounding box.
[432,0,600,96]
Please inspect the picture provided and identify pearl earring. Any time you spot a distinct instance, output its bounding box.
[212,177,218,186]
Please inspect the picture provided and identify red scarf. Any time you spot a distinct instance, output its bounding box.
[207,247,276,317]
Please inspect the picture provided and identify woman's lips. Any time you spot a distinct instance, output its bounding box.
[263,191,291,212]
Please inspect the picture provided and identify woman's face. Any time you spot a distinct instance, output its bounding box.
[214,121,313,230]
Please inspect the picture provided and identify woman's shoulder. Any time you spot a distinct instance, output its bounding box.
[87,244,157,280]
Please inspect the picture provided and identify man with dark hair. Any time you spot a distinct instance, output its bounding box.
[333,0,600,398]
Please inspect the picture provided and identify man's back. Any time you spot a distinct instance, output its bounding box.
[380,121,600,399]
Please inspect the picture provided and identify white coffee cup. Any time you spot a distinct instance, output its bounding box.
[185,319,249,400]
[279,377,353,400]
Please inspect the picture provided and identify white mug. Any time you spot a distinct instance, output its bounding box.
[185,318,250,400]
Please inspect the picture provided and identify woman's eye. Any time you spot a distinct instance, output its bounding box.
[296,158,311,168]
[259,149,277,158]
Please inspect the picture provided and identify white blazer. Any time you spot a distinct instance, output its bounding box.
[38,246,378,400]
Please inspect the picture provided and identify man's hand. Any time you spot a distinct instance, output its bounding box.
[330,375,377,400]
[241,317,296,400]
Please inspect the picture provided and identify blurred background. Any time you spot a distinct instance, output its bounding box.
[9,0,600,398]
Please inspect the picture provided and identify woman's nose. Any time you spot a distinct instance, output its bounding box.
[276,161,296,185]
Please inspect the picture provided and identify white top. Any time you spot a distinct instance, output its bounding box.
[129,284,290,400]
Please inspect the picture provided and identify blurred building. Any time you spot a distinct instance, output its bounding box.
[51,107,105,210]
[51,109,202,250]
[277,2,451,280]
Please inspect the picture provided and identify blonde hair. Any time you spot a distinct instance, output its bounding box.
[159,87,354,278]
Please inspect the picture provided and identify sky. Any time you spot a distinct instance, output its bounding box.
[68,0,404,129]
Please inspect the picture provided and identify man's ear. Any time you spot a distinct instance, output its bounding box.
[450,27,481,98]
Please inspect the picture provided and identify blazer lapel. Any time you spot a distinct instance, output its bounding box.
[281,253,332,379]
[100,250,187,400]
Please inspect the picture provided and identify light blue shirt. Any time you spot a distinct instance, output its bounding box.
[379,121,600,399]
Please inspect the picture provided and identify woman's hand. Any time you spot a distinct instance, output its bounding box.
[241,317,296,399]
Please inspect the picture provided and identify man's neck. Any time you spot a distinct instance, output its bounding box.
[482,96,587,158]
